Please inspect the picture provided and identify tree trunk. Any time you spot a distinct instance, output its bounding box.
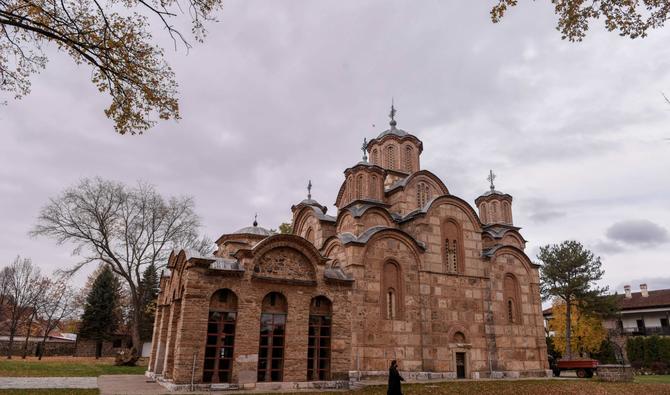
[130,288,142,354]
[38,333,49,360]
[565,299,572,360]
[21,312,35,359]
[6,327,16,359]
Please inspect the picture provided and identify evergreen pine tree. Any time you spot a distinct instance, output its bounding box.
[138,263,160,341]
[79,265,120,342]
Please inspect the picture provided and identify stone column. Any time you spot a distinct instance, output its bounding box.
[162,299,182,379]
[147,306,163,373]
[153,305,170,374]
[172,291,208,384]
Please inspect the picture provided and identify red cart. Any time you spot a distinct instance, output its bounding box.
[552,359,598,378]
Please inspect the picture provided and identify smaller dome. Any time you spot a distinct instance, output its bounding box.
[480,189,505,197]
[299,198,321,206]
[234,222,273,236]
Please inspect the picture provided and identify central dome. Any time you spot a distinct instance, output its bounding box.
[376,126,409,139]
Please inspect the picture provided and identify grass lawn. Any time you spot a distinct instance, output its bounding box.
[255,379,670,395]
[0,357,145,377]
[635,375,670,384]
[0,391,98,395]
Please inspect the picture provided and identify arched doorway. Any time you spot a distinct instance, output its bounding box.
[307,296,332,381]
[257,292,287,382]
[203,289,238,384]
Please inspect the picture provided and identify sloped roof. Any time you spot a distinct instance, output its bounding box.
[542,289,670,316]
[619,289,670,310]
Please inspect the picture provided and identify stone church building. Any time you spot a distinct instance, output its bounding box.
[147,110,550,390]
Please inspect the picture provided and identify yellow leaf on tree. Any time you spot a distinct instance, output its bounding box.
[549,302,607,358]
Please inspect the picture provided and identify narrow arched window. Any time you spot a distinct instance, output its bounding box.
[404,146,413,172]
[503,274,521,324]
[417,182,430,208]
[386,145,396,170]
[480,204,488,223]
[370,175,378,200]
[372,149,379,165]
[356,175,364,199]
[492,201,499,222]
[507,299,514,323]
[382,261,402,320]
[442,220,463,273]
[387,289,396,320]
[503,202,512,224]
[346,176,353,203]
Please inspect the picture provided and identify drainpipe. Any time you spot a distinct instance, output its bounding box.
[190,351,197,391]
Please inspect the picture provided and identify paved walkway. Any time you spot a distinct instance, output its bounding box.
[98,375,171,395]
[0,377,98,389]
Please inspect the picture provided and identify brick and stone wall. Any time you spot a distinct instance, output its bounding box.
[597,364,633,382]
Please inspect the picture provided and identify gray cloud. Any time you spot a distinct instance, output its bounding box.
[592,240,626,255]
[1,2,670,287]
[521,198,567,224]
[616,278,670,293]
[606,219,668,246]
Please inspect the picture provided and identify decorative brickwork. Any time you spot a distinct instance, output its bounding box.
[148,116,549,389]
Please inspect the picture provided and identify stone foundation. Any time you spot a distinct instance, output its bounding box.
[597,364,633,382]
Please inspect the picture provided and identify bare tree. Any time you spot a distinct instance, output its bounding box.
[31,177,204,349]
[0,266,10,313]
[4,256,45,358]
[36,277,77,360]
[1,0,223,134]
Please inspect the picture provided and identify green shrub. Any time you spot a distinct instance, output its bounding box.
[626,335,670,372]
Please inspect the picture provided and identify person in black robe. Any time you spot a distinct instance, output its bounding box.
[387,360,404,395]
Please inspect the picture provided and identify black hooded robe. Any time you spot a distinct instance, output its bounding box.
[387,365,404,395]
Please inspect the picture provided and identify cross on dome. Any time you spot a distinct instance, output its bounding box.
[307,180,312,200]
[361,138,368,162]
[487,170,496,191]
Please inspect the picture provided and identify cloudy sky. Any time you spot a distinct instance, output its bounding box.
[1,1,669,293]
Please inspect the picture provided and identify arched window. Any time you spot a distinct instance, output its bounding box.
[372,149,379,165]
[417,182,430,208]
[307,296,332,381]
[203,289,238,384]
[503,274,521,324]
[503,202,512,224]
[480,203,488,223]
[492,201,499,222]
[304,228,314,245]
[404,145,413,172]
[442,219,463,273]
[356,174,364,199]
[387,289,397,319]
[452,331,466,343]
[346,176,353,203]
[258,292,288,382]
[386,145,396,170]
[370,175,378,200]
[382,261,402,320]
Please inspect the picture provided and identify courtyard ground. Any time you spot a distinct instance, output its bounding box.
[0,356,146,377]
[0,363,668,395]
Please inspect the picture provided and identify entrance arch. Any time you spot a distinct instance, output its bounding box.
[257,292,288,382]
